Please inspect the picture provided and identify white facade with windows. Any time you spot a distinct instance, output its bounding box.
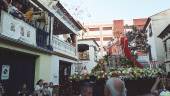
[0,0,84,94]
[78,39,99,73]
[144,9,170,67]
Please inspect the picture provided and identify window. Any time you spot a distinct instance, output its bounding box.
[164,41,167,58]
[89,28,99,31]
[103,27,112,30]
[20,27,25,36]
[149,24,152,37]
[27,31,31,37]
[79,51,90,60]
[10,23,15,32]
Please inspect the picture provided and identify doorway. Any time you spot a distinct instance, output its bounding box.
[0,48,36,96]
[59,60,72,96]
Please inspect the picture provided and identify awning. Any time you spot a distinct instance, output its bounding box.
[53,18,73,35]
[158,24,170,39]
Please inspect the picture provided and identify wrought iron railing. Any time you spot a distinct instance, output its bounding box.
[36,28,50,50]
[52,35,76,56]
[0,10,50,50]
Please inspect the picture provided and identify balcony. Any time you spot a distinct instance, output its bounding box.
[0,10,50,50]
[36,28,50,50]
[52,36,76,57]
[0,11,36,46]
[35,0,79,34]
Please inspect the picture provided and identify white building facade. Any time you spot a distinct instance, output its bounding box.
[0,0,84,95]
[144,9,170,68]
[78,39,99,73]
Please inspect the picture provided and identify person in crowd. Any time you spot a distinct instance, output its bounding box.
[80,82,93,96]
[34,79,44,96]
[151,72,170,96]
[52,84,59,96]
[166,72,170,90]
[18,83,31,96]
[81,66,88,75]
[104,77,126,96]
[0,83,5,96]
[81,66,89,80]
[151,73,164,96]
[48,82,53,96]
[42,82,51,96]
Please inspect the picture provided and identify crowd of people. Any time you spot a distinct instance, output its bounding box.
[79,70,170,96]
[0,0,33,21]
[0,79,59,96]
[33,79,59,96]
[0,0,48,31]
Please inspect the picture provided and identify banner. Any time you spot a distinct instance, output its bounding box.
[1,11,36,45]
[1,65,10,80]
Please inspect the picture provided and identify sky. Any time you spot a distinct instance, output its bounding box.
[61,0,170,24]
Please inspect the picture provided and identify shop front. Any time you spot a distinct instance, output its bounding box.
[0,48,37,96]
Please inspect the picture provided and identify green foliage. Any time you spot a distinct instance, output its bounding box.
[120,57,134,67]
[91,64,102,73]
[103,55,109,64]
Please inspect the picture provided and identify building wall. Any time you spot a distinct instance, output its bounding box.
[0,41,76,85]
[81,46,97,73]
[147,11,170,62]
[78,40,99,72]
[84,24,113,57]
[166,39,170,72]
[146,22,158,61]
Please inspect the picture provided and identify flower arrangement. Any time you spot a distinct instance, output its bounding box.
[109,67,163,80]
[69,67,163,81]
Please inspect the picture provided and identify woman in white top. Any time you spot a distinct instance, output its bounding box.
[34,79,44,96]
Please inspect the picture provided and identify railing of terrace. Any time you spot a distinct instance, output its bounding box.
[52,35,76,57]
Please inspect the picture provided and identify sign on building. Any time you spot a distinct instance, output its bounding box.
[1,65,10,80]
[1,11,36,45]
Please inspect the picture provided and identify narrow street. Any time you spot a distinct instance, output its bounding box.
[0,0,170,96]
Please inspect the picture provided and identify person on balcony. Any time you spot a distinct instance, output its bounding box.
[24,7,34,22]
[2,0,24,19]
[104,77,126,96]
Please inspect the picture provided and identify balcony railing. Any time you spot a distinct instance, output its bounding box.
[0,10,51,50]
[0,11,36,46]
[52,36,76,57]
[36,28,50,50]
[37,0,79,34]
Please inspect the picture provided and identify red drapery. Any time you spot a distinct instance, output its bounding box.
[120,37,143,68]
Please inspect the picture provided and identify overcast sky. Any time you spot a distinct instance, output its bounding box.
[61,0,170,24]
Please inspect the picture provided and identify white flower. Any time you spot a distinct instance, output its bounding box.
[160,91,170,96]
